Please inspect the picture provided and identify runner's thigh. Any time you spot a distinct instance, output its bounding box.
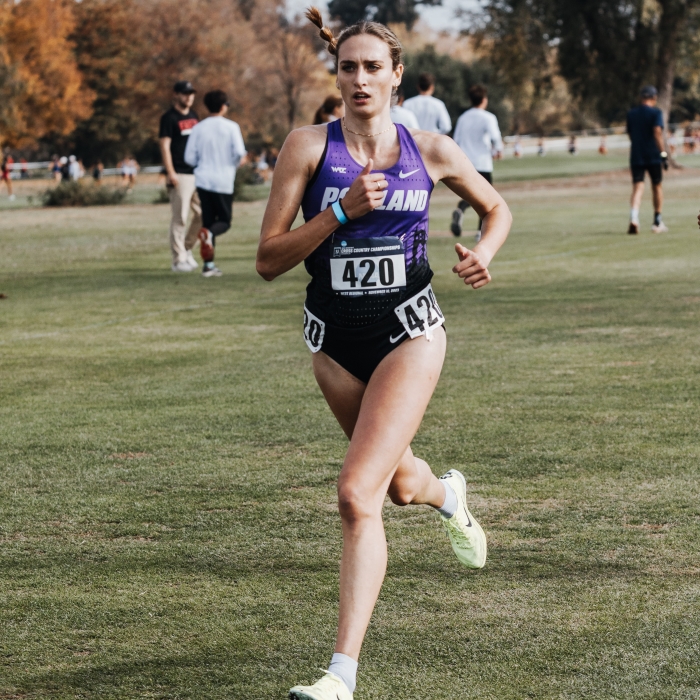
[340,327,446,498]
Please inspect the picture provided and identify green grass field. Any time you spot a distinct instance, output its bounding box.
[2,163,700,699]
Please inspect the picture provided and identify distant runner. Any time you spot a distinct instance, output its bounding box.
[390,87,419,129]
[403,72,451,134]
[627,85,668,234]
[450,85,503,239]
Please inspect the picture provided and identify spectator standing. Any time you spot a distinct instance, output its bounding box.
[1,151,14,200]
[68,155,82,180]
[313,95,344,125]
[159,80,202,272]
[51,156,62,182]
[627,85,668,234]
[93,160,104,184]
[20,158,28,179]
[59,156,70,181]
[390,88,419,129]
[184,89,247,278]
[450,84,503,239]
[403,72,452,134]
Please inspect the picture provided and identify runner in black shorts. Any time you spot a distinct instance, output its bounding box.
[627,85,668,234]
[257,8,512,699]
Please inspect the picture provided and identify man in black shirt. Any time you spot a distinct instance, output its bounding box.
[626,85,668,234]
[159,80,202,271]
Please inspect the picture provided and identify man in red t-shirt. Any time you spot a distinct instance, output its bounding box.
[159,81,202,272]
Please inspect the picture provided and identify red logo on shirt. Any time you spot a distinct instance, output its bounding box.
[178,118,198,135]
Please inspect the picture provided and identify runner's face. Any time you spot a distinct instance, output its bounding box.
[336,35,403,118]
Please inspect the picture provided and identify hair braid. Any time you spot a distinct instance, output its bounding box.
[305,6,338,55]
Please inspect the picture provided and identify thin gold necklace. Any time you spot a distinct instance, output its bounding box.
[342,117,395,138]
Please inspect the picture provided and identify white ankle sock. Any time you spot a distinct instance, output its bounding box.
[436,481,458,519]
[328,653,358,693]
[630,207,639,224]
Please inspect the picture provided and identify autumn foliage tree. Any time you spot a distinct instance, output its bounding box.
[0,0,92,148]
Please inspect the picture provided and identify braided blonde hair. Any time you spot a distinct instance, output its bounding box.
[305,6,403,69]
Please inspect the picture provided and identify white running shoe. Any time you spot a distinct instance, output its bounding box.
[651,222,669,233]
[438,469,487,569]
[202,265,223,277]
[185,250,198,270]
[290,671,353,700]
[171,261,194,273]
[9,194,16,201]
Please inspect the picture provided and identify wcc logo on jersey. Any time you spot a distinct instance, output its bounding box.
[320,186,428,213]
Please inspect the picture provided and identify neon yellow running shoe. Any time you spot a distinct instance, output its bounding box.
[438,469,487,568]
[289,671,353,700]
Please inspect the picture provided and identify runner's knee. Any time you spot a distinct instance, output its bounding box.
[337,481,380,522]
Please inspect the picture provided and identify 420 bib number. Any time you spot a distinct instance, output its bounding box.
[394,284,445,341]
[330,236,406,296]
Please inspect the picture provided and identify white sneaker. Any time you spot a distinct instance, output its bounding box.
[9,194,16,201]
[438,469,487,568]
[185,250,198,270]
[202,265,223,277]
[651,222,669,233]
[171,261,194,273]
[290,671,353,700]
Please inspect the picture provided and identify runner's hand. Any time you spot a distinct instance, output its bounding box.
[453,243,491,289]
[340,159,388,220]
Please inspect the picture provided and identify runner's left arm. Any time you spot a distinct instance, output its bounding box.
[417,132,512,289]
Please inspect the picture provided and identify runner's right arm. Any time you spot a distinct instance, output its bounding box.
[256,126,388,281]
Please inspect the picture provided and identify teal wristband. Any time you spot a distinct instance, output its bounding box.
[332,200,349,225]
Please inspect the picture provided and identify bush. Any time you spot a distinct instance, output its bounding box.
[42,181,127,207]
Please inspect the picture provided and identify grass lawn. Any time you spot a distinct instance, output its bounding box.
[1,165,700,699]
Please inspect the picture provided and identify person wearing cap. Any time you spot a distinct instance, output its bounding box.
[159,80,202,272]
[626,85,668,234]
[184,89,247,277]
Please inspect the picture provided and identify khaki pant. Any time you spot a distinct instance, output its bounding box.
[169,174,202,265]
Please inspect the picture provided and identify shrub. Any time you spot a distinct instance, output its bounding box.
[42,181,127,207]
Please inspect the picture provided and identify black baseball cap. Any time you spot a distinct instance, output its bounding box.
[174,80,196,94]
[640,85,658,99]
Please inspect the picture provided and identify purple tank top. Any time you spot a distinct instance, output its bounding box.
[302,120,434,328]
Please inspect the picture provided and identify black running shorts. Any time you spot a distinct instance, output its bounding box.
[303,283,445,384]
[631,163,662,185]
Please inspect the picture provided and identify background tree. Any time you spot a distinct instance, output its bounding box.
[401,45,510,131]
[0,0,92,149]
[328,0,442,29]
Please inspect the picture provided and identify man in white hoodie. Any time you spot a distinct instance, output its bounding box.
[450,84,503,239]
[184,89,247,277]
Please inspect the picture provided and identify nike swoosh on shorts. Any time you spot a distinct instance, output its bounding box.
[389,330,408,343]
[399,169,420,178]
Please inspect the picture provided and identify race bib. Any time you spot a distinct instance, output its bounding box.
[303,305,325,353]
[394,284,445,341]
[330,236,406,296]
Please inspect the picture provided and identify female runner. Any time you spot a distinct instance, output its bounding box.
[256,9,512,699]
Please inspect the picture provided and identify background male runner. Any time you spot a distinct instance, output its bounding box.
[403,73,452,134]
[627,85,668,234]
[390,88,419,129]
[184,89,247,277]
[451,84,503,238]
[159,80,202,272]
